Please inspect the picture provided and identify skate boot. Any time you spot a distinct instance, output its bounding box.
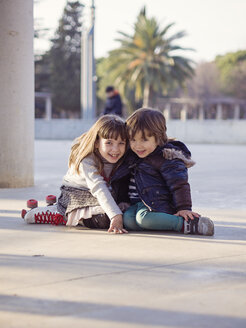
[184,216,214,236]
[21,195,66,225]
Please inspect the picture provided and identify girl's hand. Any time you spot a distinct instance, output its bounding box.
[174,210,200,222]
[118,202,131,212]
[108,214,128,234]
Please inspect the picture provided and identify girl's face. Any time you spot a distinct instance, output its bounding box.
[129,130,158,158]
[97,136,126,163]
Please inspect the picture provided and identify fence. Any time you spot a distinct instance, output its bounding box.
[35,97,246,144]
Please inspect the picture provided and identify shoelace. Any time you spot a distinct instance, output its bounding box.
[187,218,199,234]
[34,211,66,225]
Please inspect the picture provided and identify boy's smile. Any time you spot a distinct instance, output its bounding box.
[129,130,158,158]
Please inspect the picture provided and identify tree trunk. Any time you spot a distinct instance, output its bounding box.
[143,82,154,108]
[143,82,150,107]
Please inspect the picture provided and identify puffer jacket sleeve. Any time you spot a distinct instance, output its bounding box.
[79,157,122,219]
[159,159,192,211]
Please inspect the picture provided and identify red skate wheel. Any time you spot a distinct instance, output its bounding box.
[21,209,27,219]
[46,195,56,205]
[27,199,38,209]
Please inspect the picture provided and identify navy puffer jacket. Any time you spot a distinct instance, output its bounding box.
[111,141,194,214]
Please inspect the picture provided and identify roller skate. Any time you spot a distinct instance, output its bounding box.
[21,195,66,225]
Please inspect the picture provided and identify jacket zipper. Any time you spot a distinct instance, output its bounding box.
[141,198,153,211]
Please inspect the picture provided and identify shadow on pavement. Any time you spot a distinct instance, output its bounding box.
[0,215,246,244]
[0,294,246,327]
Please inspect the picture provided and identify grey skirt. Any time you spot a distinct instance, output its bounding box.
[57,185,110,229]
[57,185,100,216]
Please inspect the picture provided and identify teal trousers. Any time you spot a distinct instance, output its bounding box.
[123,202,184,232]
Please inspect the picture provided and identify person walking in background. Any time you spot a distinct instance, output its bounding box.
[103,86,123,116]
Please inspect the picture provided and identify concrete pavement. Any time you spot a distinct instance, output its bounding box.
[0,141,245,327]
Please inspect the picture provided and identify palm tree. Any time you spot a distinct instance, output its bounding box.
[107,7,194,108]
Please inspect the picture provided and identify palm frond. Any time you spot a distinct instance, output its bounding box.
[104,7,194,107]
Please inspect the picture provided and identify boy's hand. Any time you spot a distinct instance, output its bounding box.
[118,202,131,212]
[174,210,200,222]
[108,214,128,234]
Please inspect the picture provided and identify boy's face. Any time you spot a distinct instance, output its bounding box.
[106,91,114,98]
[129,130,158,158]
[97,136,126,163]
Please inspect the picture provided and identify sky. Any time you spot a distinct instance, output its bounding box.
[34,0,246,63]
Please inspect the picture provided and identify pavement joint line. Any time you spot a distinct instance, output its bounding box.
[2,252,246,293]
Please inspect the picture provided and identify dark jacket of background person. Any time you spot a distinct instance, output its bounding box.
[103,91,122,116]
[112,141,193,214]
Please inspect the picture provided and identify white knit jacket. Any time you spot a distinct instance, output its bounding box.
[62,154,122,219]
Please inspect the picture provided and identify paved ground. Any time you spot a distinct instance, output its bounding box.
[0,141,246,328]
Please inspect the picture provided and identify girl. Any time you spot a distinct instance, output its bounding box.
[114,108,214,236]
[23,115,129,234]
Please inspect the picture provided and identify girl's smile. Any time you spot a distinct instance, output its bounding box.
[97,136,126,163]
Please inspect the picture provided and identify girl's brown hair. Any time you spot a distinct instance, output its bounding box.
[69,115,127,174]
[126,108,168,145]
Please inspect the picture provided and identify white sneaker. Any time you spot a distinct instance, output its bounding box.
[184,217,214,236]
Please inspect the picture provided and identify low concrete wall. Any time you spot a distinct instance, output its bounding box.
[166,120,246,144]
[35,119,246,144]
[35,119,95,140]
